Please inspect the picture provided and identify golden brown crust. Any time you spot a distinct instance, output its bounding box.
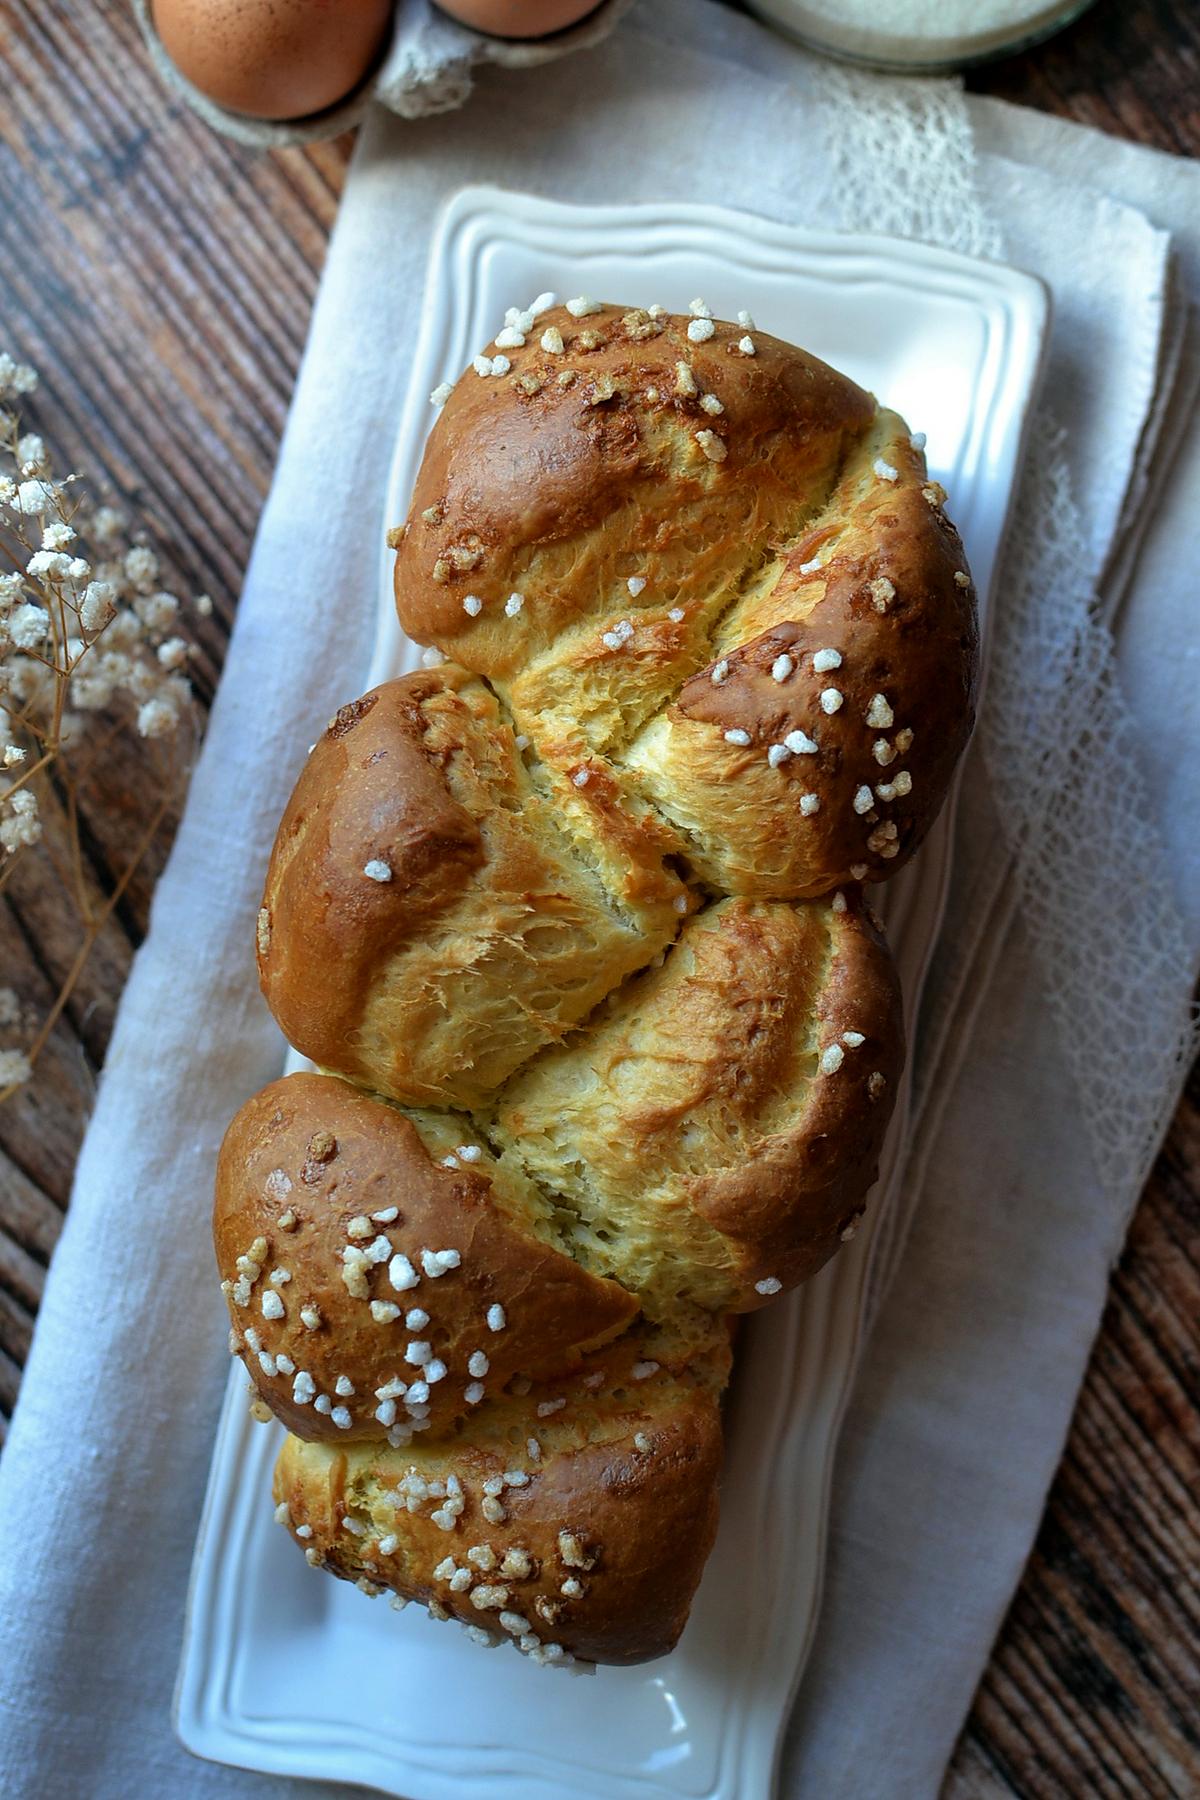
[257,676,483,1095]
[394,304,874,685]
[630,414,978,894]
[272,1316,729,1665]
[490,889,903,1315]
[689,895,902,1281]
[257,671,685,1109]
[216,1073,638,1443]
[216,301,973,1667]
[391,307,976,901]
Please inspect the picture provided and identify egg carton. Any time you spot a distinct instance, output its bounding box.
[133,0,636,146]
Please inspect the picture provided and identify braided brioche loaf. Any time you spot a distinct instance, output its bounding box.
[215,299,977,1667]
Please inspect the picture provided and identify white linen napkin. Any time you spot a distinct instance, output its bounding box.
[2,5,1198,1795]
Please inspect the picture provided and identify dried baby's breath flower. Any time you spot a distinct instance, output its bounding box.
[79,581,115,633]
[13,479,58,515]
[7,603,50,648]
[0,355,38,399]
[123,545,159,592]
[90,506,124,547]
[0,787,40,851]
[19,436,49,476]
[0,351,205,1099]
[0,1049,31,1088]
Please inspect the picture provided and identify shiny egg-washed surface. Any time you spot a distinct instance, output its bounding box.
[216,306,974,1661]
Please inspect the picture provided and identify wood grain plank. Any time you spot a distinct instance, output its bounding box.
[0,902,98,1209]
[965,0,1200,159]
[0,1345,21,1430]
[948,1063,1200,1796]
[0,1282,35,1374]
[947,1736,1019,1799]
[0,1152,64,1265]
[0,1227,45,1315]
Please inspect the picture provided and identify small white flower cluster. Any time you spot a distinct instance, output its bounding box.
[0,787,39,854]
[0,349,206,1096]
[0,354,38,404]
[1,358,202,770]
[0,987,30,1093]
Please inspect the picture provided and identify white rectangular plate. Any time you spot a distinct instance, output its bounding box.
[176,187,1047,1800]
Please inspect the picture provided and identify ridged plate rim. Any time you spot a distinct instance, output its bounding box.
[175,186,1047,1800]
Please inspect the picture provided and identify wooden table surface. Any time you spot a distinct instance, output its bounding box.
[1,1,1197,1794]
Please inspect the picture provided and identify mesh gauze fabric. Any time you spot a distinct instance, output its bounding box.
[818,64,1196,1224]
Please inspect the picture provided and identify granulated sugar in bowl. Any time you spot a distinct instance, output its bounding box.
[744,0,1097,71]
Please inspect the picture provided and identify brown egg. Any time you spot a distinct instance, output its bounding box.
[151,0,394,121]
[433,0,602,38]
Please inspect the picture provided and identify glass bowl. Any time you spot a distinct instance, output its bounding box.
[742,0,1098,74]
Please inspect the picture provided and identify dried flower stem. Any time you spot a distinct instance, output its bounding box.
[0,787,173,1101]
[0,350,202,1096]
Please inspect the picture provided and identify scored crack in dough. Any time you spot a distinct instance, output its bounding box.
[272,1311,730,1667]
[395,300,977,897]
